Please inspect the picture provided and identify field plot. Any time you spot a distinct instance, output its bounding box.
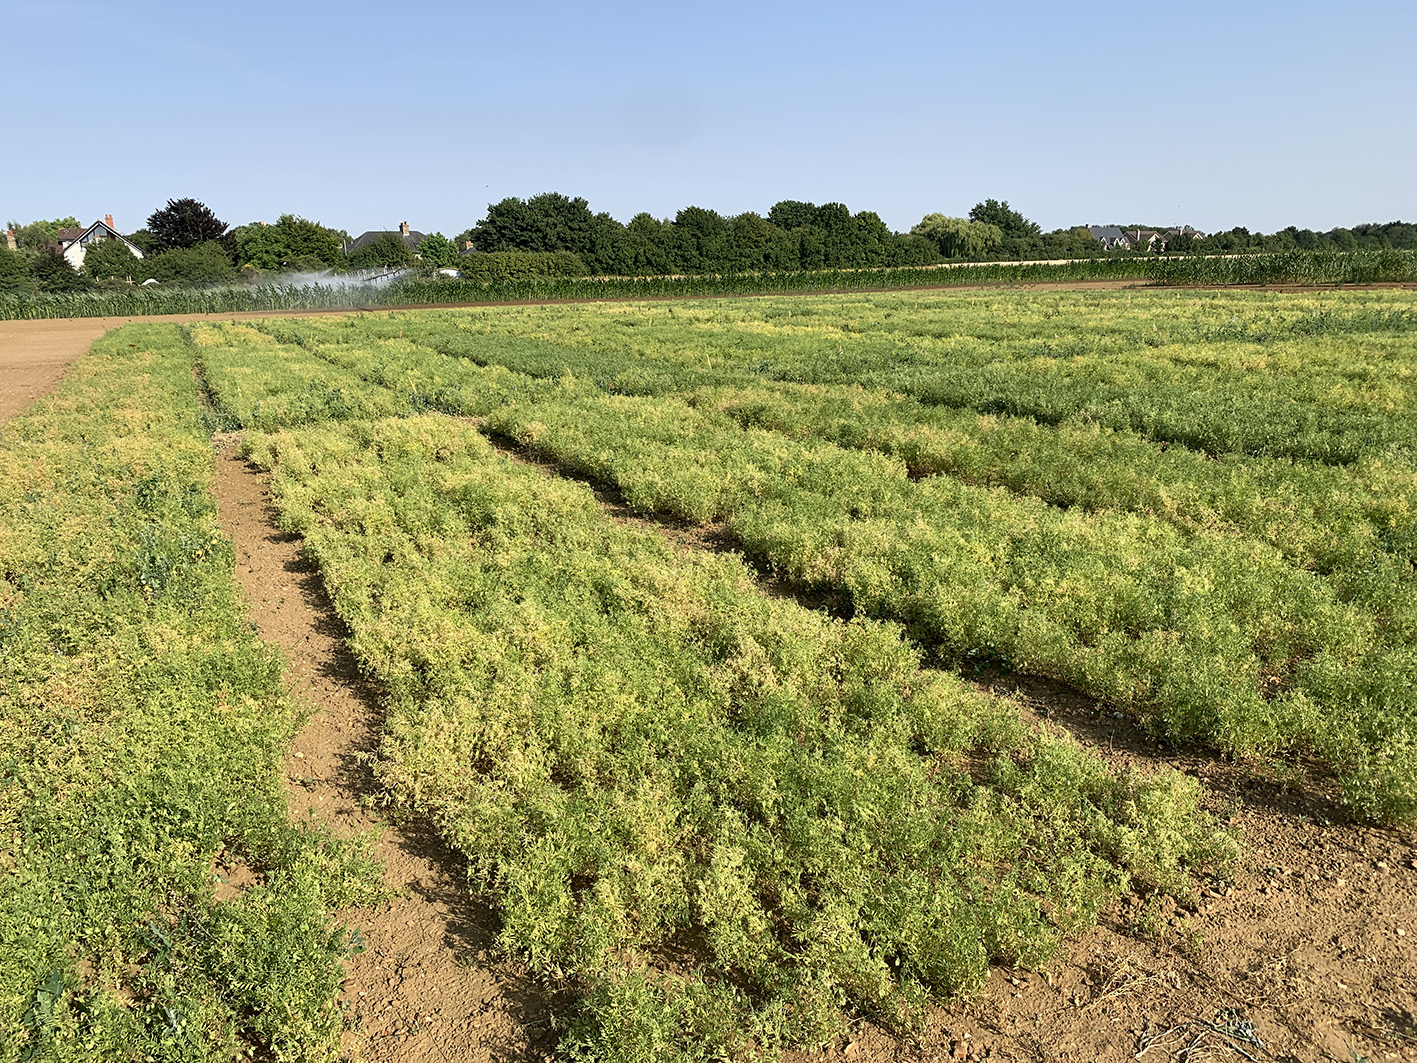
[4,288,1416,1062]
[252,289,1417,822]
[0,326,379,1061]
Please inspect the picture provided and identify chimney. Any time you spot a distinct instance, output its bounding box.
[463,240,474,251]
[400,221,410,237]
[105,213,114,230]
[4,229,15,252]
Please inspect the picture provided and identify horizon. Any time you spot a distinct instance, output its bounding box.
[4,1,1412,239]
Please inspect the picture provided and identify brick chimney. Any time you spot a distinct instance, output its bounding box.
[105,213,114,230]
[4,229,15,252]
[399,221,410,237]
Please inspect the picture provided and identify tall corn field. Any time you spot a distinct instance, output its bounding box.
[1,251,1412,321]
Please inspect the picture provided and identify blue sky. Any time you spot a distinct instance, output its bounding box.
[4,0,1413,238]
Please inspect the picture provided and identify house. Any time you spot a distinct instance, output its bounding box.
[1120,229,1161,252]
[1087,225,1128,250]
[51,216,145,270]
[1158,226,1206,250]
[343,221,426,255]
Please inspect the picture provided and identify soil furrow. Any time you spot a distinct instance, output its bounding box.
[213,435,558,1063]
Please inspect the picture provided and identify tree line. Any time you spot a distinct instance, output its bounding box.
[5,194,1415,295]
[445,194,1417,273]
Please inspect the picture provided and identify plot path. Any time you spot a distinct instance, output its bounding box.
[213,437,557,1063]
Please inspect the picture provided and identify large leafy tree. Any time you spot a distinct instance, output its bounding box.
[469,193,623,273]
[82,238,140,281]
[670,206,730,272]
[146,198,228,250]
[4,217,80,253]
[911,214,1004,259]
[968,199,1041,240]
[0,243,30,291]
[767,200,818,231]
[347,233,411,270]
[416,232,459,268]
[234,214,344,271]
[618,213,672,274]
[30,249,93,292]
[143,242,236,285]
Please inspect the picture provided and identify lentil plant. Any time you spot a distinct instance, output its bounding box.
[0,326,378,1062]
[254,289,1417,822]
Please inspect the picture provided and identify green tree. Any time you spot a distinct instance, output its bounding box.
[911,214,1003,258]
[146,198,228,250]
[82,237,140,281]
[670,206,730,272]
[346,233,412,270]
[767,200,818,231]
[30,249,93,292]
[143,241,237,285]
[234,214,344,272]
[5,217,80,253]
[727,212,798,271]
[618,213,672,274]
[0,243,30,292]
[968,199,1041,239]
[417,232,459,268]
[125,228,161,254]
[469,193,624,273]
[889,233,940,266]
[851,210,894,267]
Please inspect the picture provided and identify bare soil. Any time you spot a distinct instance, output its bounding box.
[3,316,1415,1063]
[213,439,559,1063]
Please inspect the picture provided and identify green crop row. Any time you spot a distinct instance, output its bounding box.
[2,250,1413,321]
[260,306,1417,577]
[0,284,373,321]
[698,383,1417,574]
[267,291,1417,465]
[241,414,1232,1061]
[0,325,377,1062]
[473,393,1417,819]
[228,318,1417,822]
[189,321,422,430]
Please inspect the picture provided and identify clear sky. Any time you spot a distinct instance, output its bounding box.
[4,0,1413,239]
